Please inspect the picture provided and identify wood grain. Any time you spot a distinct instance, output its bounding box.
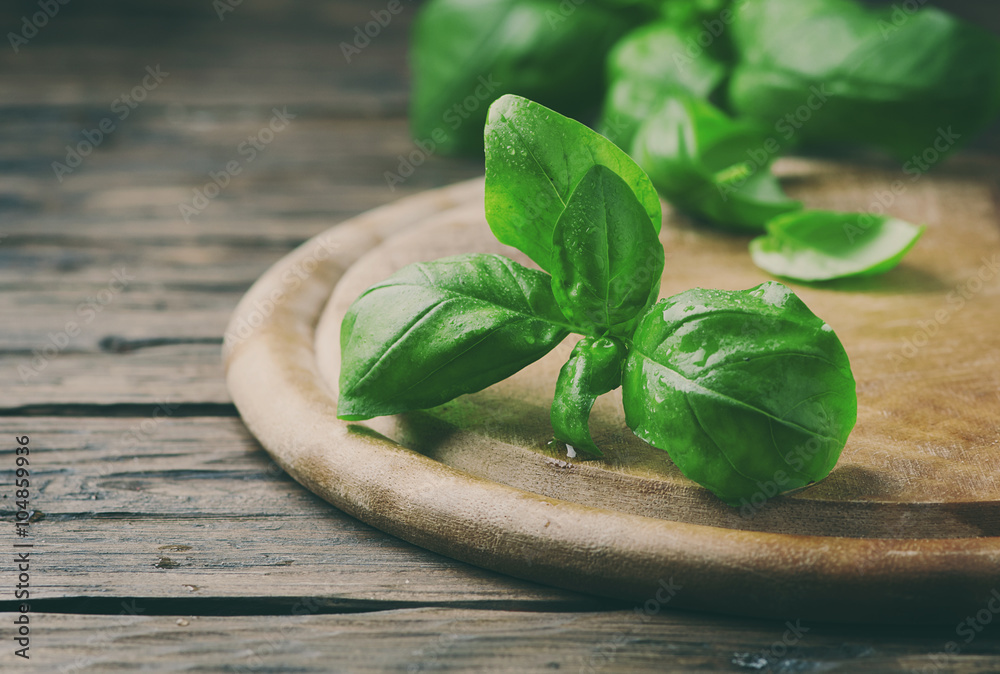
[4,0,1000,668]
[0,416,598,607]
[28,608,1000,674]
[0,344,229,407]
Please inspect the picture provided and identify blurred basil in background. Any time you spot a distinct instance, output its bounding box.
[409,0,999,280]
[409,0,650,156]
[409,0,1000,161]
[728,0,1000,159]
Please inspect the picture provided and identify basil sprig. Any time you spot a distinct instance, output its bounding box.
[340,95,858,506]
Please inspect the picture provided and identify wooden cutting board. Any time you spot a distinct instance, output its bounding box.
[224,157,1000,623]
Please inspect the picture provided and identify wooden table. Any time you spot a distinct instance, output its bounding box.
[3,0,999,671]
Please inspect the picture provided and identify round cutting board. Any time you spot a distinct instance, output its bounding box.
[224,160,1000,623]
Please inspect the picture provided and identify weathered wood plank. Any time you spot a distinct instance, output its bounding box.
[0,0,998,666]
[0,0,412,111]
[0,117,483,243]
[0,289,235,352]
[20,608,1000,674]
[0,417,597,605]
[1,344,228,407]
[0,242,286,287]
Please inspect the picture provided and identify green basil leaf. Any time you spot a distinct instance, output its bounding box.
[550,164,664,336]
[622,282,857,506]
[338,253,570,420]
[485,94,662,272]
[597,21,729,150]
[409,0,641,156]
[588,0,661,9]
[728,0,1000,158]
[659,0,732,28]
[750,210,925,282]
[631,95,800,230]
[551,336,628,457]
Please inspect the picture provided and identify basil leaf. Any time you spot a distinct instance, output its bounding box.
[550,164,664,336]
[729,0,1000,158]
[750,210,925,282]
[597,21,729,150]
[484,94,662,272]
[631,95,800,230]
[659,0,732,28]
[551,336,628,457]
[338,254,570,420]
[622,282,857,506]
[409,0,641,156]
